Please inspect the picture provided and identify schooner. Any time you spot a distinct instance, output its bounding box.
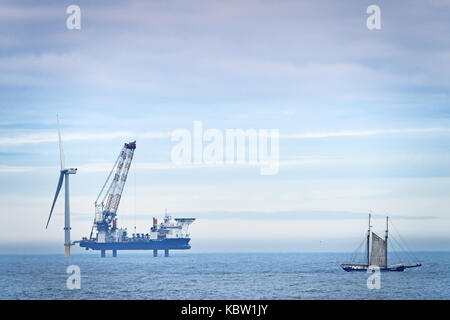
[341,214,422,272]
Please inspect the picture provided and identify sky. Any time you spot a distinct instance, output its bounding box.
[0,0,449,254]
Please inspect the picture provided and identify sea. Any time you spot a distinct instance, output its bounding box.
[0,252,449,300]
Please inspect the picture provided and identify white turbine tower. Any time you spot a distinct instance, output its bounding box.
[46,114,77,258]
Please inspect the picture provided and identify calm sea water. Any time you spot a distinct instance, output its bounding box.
[0,252,449,300]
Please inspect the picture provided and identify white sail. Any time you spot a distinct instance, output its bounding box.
[370,232,387,268]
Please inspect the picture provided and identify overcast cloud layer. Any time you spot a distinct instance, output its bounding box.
[0,0,449,253]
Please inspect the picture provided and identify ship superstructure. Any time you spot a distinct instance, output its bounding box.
[78,141,195,257]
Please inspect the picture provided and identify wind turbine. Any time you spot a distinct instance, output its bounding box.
[46,114,77,258]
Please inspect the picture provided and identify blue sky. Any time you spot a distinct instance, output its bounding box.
[0,0,449,253]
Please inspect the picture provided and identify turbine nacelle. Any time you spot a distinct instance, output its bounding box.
[62,168,78,174]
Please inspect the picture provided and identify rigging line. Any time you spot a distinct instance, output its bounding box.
[390,219,420,262]
[389,237,404,264]
[353,236,366,263]
[133,152,137,234]
[389,219,411,251]
[389,230,409,256]
[391,236,411,264]
[349,233,367,263]
[391,233,417,264]
[97,151,121,205]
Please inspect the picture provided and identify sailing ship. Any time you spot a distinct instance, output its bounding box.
[341,214,422,272]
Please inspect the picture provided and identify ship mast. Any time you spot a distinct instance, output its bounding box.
[385,216,389,267]
[367,213,371,266]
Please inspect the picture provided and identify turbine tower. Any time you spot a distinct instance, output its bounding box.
[46,114,77,258]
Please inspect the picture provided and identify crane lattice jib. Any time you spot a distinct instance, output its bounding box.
[103,150,126,211]
[100,141,136,221]
[108,150,134,214]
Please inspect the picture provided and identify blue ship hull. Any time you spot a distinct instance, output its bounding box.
[79,238,191,257]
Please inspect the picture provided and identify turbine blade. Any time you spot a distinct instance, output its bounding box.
[57,114,65,169]
[46,172,64,229]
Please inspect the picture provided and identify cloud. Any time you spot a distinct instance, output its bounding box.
[281,128,450,139]
[1,127,448,147]
[0,5,61,21]
[0,130,170,146]
[116,209,438,221]
[0,165,38,173]
[2,152,449,174]
[1,0,449,102]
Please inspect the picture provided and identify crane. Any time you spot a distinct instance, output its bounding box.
[90,141,136,242]
[78,139,195,258]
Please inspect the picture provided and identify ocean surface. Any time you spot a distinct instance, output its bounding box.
[1,252,449,300]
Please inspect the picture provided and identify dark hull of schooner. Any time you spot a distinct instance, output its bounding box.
[340,263,422,272]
